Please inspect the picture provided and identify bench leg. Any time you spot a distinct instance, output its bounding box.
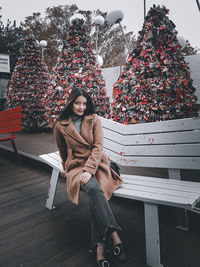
[144,203,163,267]
[174,208,189,231]
[11,140,19,159]
[168,169,180,180]
[168,169,189,231]
[46,168,59,210]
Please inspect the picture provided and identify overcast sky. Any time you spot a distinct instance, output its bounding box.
[1,0,199,49]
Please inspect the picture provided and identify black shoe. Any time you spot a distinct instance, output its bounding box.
[97,259,110,267]
[113,243,127,263]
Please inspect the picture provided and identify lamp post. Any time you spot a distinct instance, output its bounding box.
[39,40,47,59]
[94,17,104,67]
[106,10,131,53]
[94,17,104,55]
[196,0,200,13]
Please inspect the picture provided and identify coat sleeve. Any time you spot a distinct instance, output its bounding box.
[82,115,103,175]
[53,123,68,170]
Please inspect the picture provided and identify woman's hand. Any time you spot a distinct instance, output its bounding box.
[79,171,92,186]
[61,170,66,178]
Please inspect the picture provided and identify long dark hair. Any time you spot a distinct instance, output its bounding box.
[58,87,96,121]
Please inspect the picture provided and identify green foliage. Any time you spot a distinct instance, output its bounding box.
[20,4,136,70]
[0,14,23,74]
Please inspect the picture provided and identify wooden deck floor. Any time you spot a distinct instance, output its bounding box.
[1,149,200,267]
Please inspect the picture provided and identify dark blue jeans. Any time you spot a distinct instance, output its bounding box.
[81,176,121,251]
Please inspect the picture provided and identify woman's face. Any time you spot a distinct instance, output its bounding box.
[73,95,87,116]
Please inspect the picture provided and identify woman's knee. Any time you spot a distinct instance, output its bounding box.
[83,177,103,195]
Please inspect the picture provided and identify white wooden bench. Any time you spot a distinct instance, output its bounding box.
[40,116,200,267]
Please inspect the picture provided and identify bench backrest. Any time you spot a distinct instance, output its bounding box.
[0,106,22,134]
[100,116,200,170]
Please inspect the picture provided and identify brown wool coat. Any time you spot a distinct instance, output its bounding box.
[53,114,122,205]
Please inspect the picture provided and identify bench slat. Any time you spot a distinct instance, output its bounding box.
[0,111,22,123]
[40,154,62,171]
[0,106,21,115]
[104,128,200,146]
[47,152,62,162]
[0,119,22,128]
[101,116,200,135]
[120,183,200,199]
[0,126,22,134]
[114,188,198,207]
[121,180,200,195]
[121,175,200,189]
[104,139,200,157]
[0,113,22,122]
[104,149,200,169]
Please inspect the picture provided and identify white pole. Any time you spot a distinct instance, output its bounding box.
[118,21,131,53]
[41,47,44,59]
[96,25,99,55]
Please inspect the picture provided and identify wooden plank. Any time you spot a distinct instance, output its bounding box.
[104,149,200,169]
[121,175,200,189]
[101,116,200,135]
[0,112,22,122]
[0,125,22,134]
[121,179,200,194]
[0,110,22,123]
[103,139,200,156]
[48,152,62,162]
[40,155,62,170]
[40,153,62,165]
[40,154,62,170]
[103,128,200,145]
[120,183,200,200]
[0,106,21,117]
[114,188,197,207]
[0,119,21,128]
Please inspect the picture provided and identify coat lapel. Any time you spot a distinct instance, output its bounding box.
[61,114,94,147]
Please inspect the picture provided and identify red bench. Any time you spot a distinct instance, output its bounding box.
[0,106,23,158]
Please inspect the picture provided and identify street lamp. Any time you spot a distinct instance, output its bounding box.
[196,0,200,13]
[70,13,85,23]
[94,16,104,55]
[39,40,47,59]
[106,10,131,53]
[144,0,146,19]
[94,16,104,67]
[177,36,186,50]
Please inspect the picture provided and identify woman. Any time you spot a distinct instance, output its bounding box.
[54,87,127,266]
